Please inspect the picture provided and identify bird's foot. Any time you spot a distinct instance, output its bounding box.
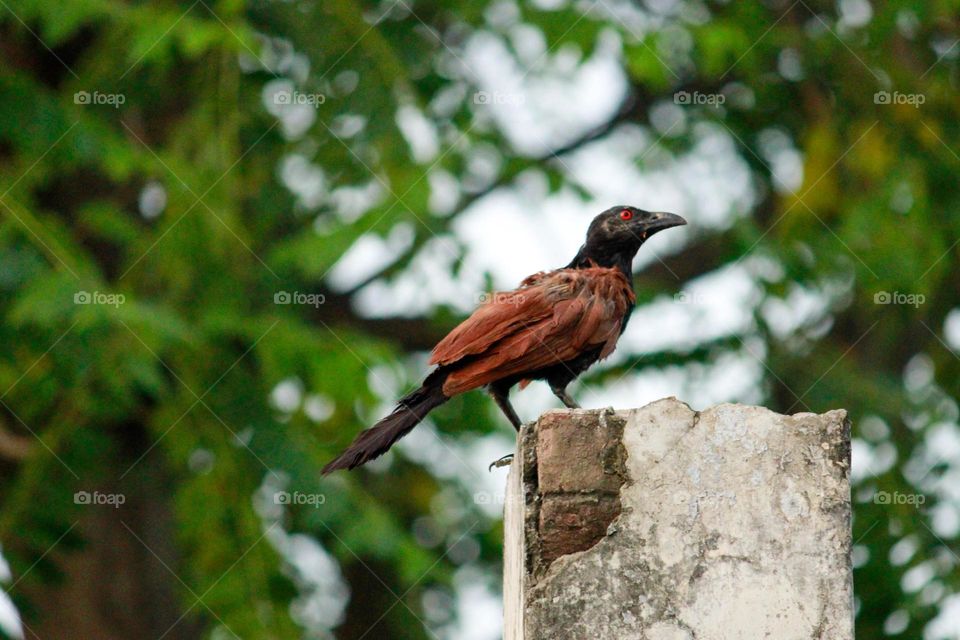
[488,454,514,471]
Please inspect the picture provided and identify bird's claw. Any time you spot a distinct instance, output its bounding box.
[488,454,514,471]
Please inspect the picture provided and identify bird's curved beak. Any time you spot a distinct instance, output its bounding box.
[642,212,687,235]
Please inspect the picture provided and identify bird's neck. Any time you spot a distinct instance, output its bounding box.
[567,244,636,282]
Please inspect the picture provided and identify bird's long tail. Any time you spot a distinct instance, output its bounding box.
[322,375,448,474]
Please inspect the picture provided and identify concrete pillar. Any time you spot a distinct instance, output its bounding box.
[503,397,852,640]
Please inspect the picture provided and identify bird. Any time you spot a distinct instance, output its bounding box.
[321,206,686,474]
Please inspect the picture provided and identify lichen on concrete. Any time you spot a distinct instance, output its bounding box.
[507,397,853,640]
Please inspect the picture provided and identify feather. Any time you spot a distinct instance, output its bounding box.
[435,266,635,395]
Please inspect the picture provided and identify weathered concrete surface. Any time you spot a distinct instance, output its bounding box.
[503,398,852,640]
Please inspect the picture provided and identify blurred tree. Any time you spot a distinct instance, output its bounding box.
[0,0,958,639]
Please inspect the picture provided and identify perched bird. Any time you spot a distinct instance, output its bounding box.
[322,206,686,474]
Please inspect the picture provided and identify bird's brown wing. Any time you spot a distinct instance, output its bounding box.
[430,267,635,396]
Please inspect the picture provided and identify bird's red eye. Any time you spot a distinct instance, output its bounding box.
[619,209,633,220]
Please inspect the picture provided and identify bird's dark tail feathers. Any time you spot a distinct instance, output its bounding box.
[322,375,448,474]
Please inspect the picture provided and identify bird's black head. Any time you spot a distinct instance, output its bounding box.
[571,206,686,272]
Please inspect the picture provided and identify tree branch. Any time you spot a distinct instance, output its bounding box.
[0,418,32,461]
